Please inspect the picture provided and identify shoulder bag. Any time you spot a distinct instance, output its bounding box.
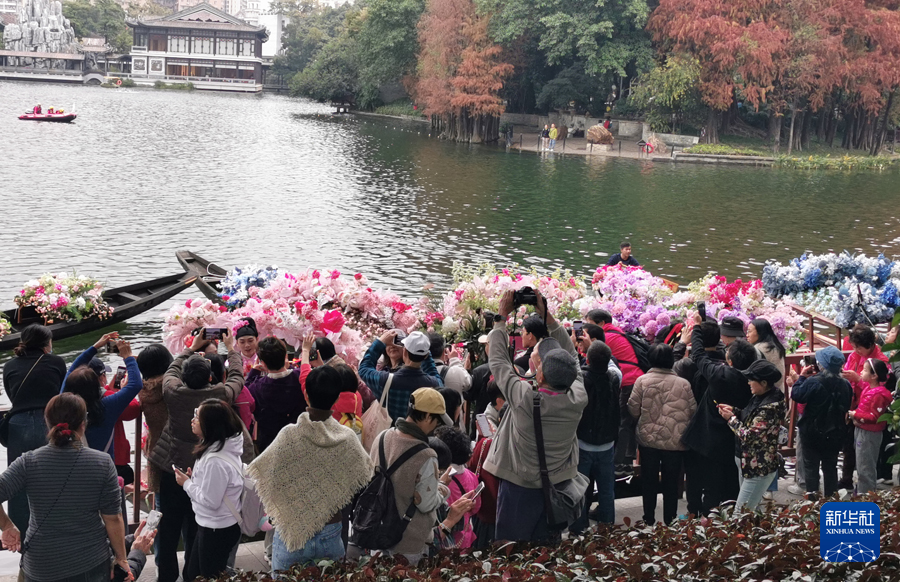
[361,373,394,453]
[532,391,588,530]
[0,355,45,447]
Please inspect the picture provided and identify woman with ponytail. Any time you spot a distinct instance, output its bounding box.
[0,393,130,582]
[1,324,67,534]
[848,358,895,494]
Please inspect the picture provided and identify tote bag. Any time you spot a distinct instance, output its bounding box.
[361,374,394,453]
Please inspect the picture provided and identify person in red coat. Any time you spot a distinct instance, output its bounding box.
[848,358,894,493]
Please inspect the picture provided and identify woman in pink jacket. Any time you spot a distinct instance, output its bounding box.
[847,358,894,494]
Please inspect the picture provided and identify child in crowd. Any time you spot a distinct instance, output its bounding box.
[848,358,895,494]
[434,426,481,549]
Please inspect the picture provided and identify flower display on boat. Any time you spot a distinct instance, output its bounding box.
[15,273,113,324]
[0,314,11,339]
[762,252,900,328]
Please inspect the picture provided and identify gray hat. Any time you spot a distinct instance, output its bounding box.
[816,346,846,375]
[537,338,578,390]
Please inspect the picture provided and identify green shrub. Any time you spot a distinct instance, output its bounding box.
[121,78,135,87]
[153,80,194,91]
[208,489,900,581]
[683,144,766,156]
[374,100,424,118]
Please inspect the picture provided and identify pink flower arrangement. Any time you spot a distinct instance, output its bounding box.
[0,314,12,339]
[15,272,114,324]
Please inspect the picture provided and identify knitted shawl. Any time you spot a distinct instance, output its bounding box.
[248,413,373,552]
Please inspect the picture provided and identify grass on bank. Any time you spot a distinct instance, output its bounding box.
[685,134,899,170]
[374,100,426,118]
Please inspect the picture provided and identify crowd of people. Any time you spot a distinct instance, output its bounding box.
[0,284,898,581]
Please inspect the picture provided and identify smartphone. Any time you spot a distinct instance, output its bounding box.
[573,320,584,339]
[145,509,162,530]
[203,327,226,340]
[697,302,707,321]
[449,466,460,476]
[475,413,493,438]
[112,563,131,582]
[472,481,486,499]
[105,340,119,354]
[114,366,126,385]
[309,349,319,362]
[393,331,407,346]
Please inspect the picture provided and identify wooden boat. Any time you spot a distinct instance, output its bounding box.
[18,113,77,123]
[176,250,226,304]
[0,272,197,351]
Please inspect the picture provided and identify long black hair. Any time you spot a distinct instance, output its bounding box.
[63,367,104,428]
[866,358,897,392]
[14,324,52,357]
[193,399,243,458]
[750,318,786,359]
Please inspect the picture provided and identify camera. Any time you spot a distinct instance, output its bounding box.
[203,327,226,340]
[513,286,538,307]
[105,340,119,354]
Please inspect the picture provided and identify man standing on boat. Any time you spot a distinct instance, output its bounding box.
[607,242,640,267]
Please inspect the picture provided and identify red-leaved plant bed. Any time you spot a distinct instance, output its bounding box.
[218,490,900,582]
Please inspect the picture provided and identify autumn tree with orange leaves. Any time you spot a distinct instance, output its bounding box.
[650,0,900,152]
[414,0,513,143]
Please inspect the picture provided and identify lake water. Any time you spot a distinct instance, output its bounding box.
[2,80,899,375]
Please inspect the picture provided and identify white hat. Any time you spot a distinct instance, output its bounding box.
[401,331,431,356]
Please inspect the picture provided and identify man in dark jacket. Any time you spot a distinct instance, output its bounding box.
[359,330,443,421]
[790,346,852,498]
[150,331,250,582]
[682,314,757,515]
[673,319,726,516]
[569,340,621,532]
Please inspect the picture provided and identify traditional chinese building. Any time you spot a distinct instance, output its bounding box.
[126,2,268,92]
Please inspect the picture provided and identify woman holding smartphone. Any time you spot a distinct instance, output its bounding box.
[173,399,244,580]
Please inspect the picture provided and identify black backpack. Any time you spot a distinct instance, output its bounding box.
[350,433,428,550]
[606,329,652,373]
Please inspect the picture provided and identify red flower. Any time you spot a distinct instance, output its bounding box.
[218,305,227,312]
[185,299,192,307]
[321,310,345,334]
[330,270,341,279]
[392,301,411,313]
[354,273,363,280]
[309,300,318,310]
[312,270,321,279]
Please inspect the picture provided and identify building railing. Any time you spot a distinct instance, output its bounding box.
[116,72,258,84]
[0,66,83,76]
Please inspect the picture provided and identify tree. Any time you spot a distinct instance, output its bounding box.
[273,2,350,78]
[63,0,129,51]
[629,54,703,133]
[289,32,359,102]
[414,0,513,142]
[355,0,427,109]
[479,0,654,112]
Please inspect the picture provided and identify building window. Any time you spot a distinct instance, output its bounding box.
[133,32,148,48]
[192,36,213,54]
[149,34,167,51]
[217,38,236,56]
[168,35,188,53]
[239,38,255,57]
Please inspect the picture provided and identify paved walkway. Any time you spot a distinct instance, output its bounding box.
[509,130,665,160]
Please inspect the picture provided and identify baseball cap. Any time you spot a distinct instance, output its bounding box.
[88,357,111,377]
[741,359,782,384]
[720,316,746,338]
[402,331,431,356]
[536,338,578,390]
[410,387,453,426]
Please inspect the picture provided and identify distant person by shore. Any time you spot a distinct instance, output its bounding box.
[607,242,640,267]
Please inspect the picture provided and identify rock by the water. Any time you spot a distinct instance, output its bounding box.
[587,124,614,145]
[647,134,668,155]
[3,0,79,68]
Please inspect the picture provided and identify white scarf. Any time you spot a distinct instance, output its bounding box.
[248,413,373,552]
